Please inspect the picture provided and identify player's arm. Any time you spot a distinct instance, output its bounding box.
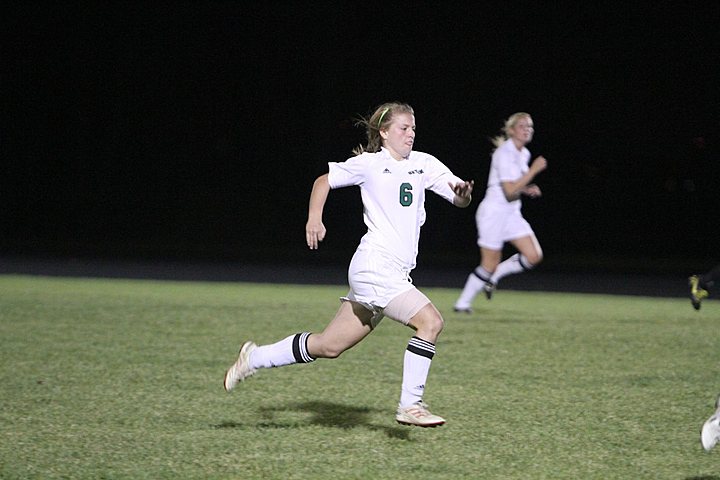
[501,156,547,201]
[306,174,330,250]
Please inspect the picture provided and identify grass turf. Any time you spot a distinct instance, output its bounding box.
[0,274,718,479]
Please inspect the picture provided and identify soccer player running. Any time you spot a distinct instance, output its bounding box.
[223,102,474,427]
[454,112,546,313]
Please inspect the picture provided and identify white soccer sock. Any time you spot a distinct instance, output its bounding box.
[490,253,532,285]
[455,266,491,309]
[399,336,435,407]
[249,332,315,369]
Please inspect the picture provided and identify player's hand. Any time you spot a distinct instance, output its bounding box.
[449,180,474,207]
[530,156,547,175]
[306,220,326,250]
[523,184,542,198]
[450,179,474,199]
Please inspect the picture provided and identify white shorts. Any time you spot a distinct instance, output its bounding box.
[341,246,430,327]
[475,202,534,250]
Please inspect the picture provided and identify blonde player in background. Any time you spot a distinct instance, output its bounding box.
[224,102,473,427]
[454,112,547,313]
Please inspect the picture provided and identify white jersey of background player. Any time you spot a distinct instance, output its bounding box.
[454,112,547,312]
[224,102,474,427]
[483,137,531,215]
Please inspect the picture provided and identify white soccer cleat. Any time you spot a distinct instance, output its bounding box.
[396,401,445,427]
[701,395,720,451]
[223,341,257,392]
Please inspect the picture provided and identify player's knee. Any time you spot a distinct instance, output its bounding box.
[431,316,445,336]
[417,312,444,338]
[528,252,543,266]
[481,262,498,274]
[522,249,543,267]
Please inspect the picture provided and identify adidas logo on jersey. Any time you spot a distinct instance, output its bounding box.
[382,168,392,174]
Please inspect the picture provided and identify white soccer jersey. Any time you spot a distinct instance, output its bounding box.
[328,147,462,270]
[481,138,531,212]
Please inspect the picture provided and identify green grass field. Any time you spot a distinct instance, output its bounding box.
[1,273,718,479]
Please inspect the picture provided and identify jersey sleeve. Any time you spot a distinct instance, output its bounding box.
[327,154,367,189]
[424,155,464,204]
[494,148,523,182]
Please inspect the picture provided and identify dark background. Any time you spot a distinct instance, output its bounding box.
[3,2,719,275]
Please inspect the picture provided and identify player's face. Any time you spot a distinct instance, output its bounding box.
[381,113,415,160]
[509,117,534,145]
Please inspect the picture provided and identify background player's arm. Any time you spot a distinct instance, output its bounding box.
[501,156,547,201]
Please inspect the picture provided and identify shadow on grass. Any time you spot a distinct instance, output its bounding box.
[685,476,720,480]
[214,400,413,440]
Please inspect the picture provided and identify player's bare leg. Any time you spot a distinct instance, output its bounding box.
[306,301,374,358]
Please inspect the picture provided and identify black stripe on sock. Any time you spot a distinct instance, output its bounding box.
[407,336,435,359]
[292,332,315,363]
[472,268,490,282]
[519,254,534,271]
